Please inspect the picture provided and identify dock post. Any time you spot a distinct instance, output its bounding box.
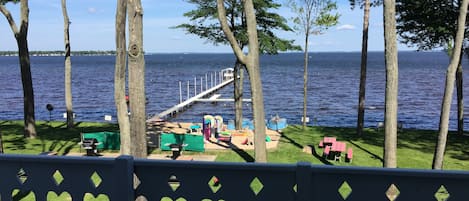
[179,81,182,103]
[187,81,190,100]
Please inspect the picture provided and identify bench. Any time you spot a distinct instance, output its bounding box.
[346,148,353,163]
[323,146,330,158]
[318,140,324,148]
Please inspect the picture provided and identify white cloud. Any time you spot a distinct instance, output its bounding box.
[336,24,356,31]
[87,7,97,14]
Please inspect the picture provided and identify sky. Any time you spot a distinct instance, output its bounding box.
[0,0,415,53]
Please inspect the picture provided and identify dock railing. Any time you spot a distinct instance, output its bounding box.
[0,154,468,201]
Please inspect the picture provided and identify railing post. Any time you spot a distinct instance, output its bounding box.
[179,81,182,103]
[194,77,197,95]
[187,81,190,100]
[114,155,134,201]
[296,162,312,201]
[205,74,208,90]
[200,77,203,92]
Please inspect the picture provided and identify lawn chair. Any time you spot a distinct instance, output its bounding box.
[78,133,100,156]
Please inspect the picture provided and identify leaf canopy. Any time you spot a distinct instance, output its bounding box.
[175,0,301,54]
[348,0,382,9]
[396,0,465,51]
[0,0,19,5]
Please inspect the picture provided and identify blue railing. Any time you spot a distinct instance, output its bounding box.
[0,154,468,201]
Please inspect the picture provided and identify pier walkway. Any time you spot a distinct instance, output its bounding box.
[148,68,239,122]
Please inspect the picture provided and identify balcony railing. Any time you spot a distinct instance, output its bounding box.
[0,154,468,201]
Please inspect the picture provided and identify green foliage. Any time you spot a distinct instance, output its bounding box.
[0,0,20,5]
[396,0,463,51]
[348,0,382,9]
[288,0,339,36]
[175,0,301,54]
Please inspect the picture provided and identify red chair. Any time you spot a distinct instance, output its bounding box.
[318,140,324,148]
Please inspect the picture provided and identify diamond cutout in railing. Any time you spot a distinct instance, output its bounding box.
[385,184,400,201]
[338,181,352,200]
[250,177,264,195]
[293,184,297,192]
[53,170,64,186]
[168,175,180,192]
[17,168,28,184]
[90,171,102,188]
[133,173,141,190]
[435,185,450,201]
[208,176,222,193]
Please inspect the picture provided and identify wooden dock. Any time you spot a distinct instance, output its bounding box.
[149,78,234,121]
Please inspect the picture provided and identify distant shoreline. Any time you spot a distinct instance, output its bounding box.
[0,50,444,57]
[0,50,116,57]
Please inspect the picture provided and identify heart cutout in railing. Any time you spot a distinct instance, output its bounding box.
[83,193,110,201]
[47,191,72,201]
[160,196,187,201]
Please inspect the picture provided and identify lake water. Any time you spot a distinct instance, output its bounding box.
[1,52,468,130]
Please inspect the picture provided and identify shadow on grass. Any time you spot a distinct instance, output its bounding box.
[1,121,119,154]
[349,140,383,163]
[304,145,333,165]
[208,140,255,162]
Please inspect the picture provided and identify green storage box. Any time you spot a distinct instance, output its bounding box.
[83,132,120,150]
[160,133,204,152]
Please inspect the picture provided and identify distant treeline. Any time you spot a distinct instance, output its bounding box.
[0,50,117,56]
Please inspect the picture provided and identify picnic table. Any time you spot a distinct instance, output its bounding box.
[330,141,346,161]
[319,136,348,161]
[322,137,336,146]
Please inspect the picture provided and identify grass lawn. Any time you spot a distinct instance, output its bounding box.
[1,120,468,170]
[0,120,467,200]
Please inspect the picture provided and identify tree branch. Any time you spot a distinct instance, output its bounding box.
[217,0,246,63]
[0,4,19,35]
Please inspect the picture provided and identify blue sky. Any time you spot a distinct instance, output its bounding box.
[0,0,414,53]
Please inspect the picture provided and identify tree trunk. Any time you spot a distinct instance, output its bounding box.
[1,0,36,138]
[357,0,370,136]
[456,54,463,135]
[17,35,36,138]
[128,0,147,158]
[433,0,469,170]
[383,0,398,168]
[0,130,3,153]
[115,0,131,155]
[302,31,309,129]
[217,0,267,162]
[62,0,74,129]
[234,60,244,130]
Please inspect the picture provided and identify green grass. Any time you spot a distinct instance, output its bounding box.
[1,120,467,200]
[0,120,118,155]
